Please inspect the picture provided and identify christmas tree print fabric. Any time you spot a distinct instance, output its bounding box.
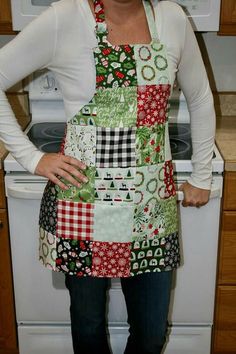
[38,0,180,277]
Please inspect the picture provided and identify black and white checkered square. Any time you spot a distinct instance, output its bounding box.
[96,127,136,167]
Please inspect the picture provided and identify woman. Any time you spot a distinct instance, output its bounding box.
[0,0,215,353]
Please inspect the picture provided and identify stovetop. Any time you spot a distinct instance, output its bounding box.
[4,121,223,173]
[27,122,193,160]
[27,122,66,153]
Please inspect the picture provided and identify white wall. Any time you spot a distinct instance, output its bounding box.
[0,32,236,92]
[202,33,236,92]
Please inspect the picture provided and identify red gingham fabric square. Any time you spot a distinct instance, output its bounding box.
[92,242,131,277]
[56,200,94,240]
[137,84,171,127]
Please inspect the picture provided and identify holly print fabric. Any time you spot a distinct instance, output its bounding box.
[38,0,180,277]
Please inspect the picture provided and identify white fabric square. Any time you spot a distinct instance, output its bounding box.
[95,167,135,205]
[64,123,96,167]
[93,204,134,242]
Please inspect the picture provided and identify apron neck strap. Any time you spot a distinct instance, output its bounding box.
[94,0,108,39]
[143,0,159,42]
[93,0,159,43]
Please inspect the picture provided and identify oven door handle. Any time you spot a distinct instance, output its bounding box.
[176,186,221,202]
[7,185,45,200]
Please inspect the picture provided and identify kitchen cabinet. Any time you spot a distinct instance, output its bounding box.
[0,0,16,34]
[213,172,236,353]
[219,0,236,35]
[0,170,18,354]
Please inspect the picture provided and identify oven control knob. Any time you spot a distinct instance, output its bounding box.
[42,75,55,91]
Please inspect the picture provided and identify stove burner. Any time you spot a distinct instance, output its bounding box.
[27,122,66,153]
[170,139,191,158]
[40,141,63,153]
[41,126,65,138]
[168,124,190,138]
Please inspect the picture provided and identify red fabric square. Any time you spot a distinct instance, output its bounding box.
[56,200,94,240]
[164,161,176,198]
[92,242,131,277]
[137,84,171,127]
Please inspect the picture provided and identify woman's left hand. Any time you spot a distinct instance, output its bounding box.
[178,182,210,208]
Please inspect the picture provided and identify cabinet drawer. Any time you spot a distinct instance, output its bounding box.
[219,0,236,35]
[213,286,236,353]
[219,212,236,284]
[223,172,236,210]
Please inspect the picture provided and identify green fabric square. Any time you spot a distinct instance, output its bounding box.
[56,167,96,203]
[69,97,97,126]
[133,196,178,241]
[94,44,137,89]
[130,232,180,275]
[134,164,166,205]
[130,238,164,274]
[95,87,137,128]
[136,125,165,166]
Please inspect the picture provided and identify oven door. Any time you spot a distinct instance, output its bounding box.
[5,173,222,354]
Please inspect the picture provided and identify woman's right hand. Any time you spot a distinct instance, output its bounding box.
[35,153,88,190]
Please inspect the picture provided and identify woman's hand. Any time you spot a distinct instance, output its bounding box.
[179,182,210,208]
[35,153,88,190]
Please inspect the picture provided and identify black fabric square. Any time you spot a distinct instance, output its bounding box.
[39,181,58,235]
[96,127,136,167]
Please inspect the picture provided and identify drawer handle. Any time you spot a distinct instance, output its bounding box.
[0,221,3,228]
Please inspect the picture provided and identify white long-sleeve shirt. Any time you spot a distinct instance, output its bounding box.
[0,0,215,189]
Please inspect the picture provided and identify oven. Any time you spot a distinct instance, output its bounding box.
[10,0,221,31]
[4,70,224,354]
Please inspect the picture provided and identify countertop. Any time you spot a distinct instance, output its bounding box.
[216,116,236,172]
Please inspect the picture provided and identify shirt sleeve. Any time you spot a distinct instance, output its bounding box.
[176,15,216,190]
[0,5,57,173]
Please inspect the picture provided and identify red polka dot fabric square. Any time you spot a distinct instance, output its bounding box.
[92,242,131,277]
[56,200,94,240]
[137,84,171,127]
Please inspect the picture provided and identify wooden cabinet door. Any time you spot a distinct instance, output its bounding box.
[218,211,236,284]
[0,209,18,352]
[0,0,16,34]
[219,0,236,35]
[223,172,236,210]
[213,286,236,353]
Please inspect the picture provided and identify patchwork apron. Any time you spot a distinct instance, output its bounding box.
[39,0,180,278]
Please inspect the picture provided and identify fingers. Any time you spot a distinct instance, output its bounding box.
[182,199,207,208]
[179,182,210,208]
[57,166,88,187]
[62,155,87,171]
[35,153,88,190]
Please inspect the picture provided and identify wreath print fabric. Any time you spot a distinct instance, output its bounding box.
[38,0,180,277]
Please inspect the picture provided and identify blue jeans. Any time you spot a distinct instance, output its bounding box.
[65,271,173,354]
